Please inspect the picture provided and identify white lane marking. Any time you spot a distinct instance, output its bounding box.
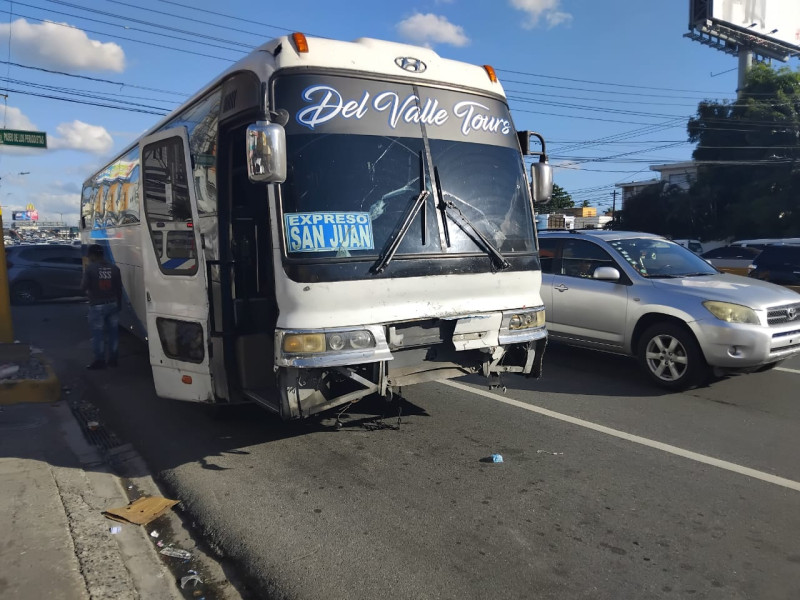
[442,379,800,493]
[776,366,800,375]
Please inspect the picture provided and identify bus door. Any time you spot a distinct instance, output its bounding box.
[139,128,213,402]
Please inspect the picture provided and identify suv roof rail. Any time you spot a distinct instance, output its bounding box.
[538,228,585,233]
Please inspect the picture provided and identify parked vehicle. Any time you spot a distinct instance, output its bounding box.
[701,245,761,276]
[5,244,85,304]
[538,230,800,390]
[671,239,703,254]
[730,238,800,249]
[748,245,800,293]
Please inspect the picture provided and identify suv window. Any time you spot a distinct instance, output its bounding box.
[538,238,557,274]
[560,239,615,278]
[18,246,81,263]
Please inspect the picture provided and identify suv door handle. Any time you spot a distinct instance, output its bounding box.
[555,283,569,292]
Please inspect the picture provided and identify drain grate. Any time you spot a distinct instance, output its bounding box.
[68,397,125,452]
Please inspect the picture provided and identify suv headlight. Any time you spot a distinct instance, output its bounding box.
[702,301,759,325]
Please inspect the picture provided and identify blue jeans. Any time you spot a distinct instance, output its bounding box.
[88,303,120,363]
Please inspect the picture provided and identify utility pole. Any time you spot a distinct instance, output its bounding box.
[611,189,617,229]
[0,172,31,342]
[736,48,754,99]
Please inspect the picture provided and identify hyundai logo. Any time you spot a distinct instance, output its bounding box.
[395,57,427,73]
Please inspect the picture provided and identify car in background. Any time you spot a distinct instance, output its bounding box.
[730,238,800,249]
[748,245,800,293]
[671,239,704,254]
[5,244,85,304]
[701,245,761,275]
[538,230,800,390]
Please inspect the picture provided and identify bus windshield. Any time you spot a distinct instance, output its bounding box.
[273,74,534,261]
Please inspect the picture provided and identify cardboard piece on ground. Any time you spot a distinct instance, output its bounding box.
[103,496,180,526]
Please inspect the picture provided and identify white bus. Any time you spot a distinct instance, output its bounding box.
[80,33,552,420]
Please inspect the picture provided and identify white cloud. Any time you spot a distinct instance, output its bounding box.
[509,0,573,29]
[0,19,125,72]
[396,13,470,48]
[27,191,81,221]
[1,105,37,130]
[49,121,114,155]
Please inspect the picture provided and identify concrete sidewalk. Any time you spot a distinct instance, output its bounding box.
[2,303,246,600]
[0,395,183,600]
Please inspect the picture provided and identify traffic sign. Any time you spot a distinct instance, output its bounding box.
[0,129,47,148]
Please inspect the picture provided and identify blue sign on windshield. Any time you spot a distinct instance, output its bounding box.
[284,212,375,253]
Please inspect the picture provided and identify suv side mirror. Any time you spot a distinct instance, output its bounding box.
[246,121,287,183]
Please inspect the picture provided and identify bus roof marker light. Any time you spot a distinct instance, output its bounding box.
[292,33,309,53]
[483,65,498,83]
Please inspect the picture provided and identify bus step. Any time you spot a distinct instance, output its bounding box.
[241,388,280,415]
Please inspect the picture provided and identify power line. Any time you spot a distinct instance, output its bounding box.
[498,67,732,95]
[3,10,237,61]
[39,0,254,49]
[0,59,188,97]
[155,0,310,36]
[6,1,249,54]
[0,85,167,114]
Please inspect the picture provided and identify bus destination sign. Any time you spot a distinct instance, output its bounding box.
[0,129,47,148]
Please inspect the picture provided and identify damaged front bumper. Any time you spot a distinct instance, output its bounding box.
[275,309,547,420]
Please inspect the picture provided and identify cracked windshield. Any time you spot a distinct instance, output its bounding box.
[274,74,534,261]
[609,238,717,278]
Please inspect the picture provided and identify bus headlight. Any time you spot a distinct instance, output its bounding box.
[282,330,376,354]
[498,307,547,345]
[283,333,326,353]
[506,309,546,330]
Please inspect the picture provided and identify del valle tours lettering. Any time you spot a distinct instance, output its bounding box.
[296,85,511,136]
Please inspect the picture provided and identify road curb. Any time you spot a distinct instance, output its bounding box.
[0,350,61,405]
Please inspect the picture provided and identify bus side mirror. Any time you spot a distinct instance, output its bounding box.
[246,121,287,183]
[530,162,553,204]
[519,131,553,204]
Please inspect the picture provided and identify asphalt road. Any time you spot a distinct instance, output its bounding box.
[14,300,800,600]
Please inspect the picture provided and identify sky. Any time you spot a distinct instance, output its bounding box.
[0,0,798,224]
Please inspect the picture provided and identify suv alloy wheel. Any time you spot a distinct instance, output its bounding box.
[637,322,709,390]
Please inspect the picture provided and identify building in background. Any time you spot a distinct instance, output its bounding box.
[615,161,699,210]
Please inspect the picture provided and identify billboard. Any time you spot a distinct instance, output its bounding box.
[712,0,800,51]
[689,0,800,59]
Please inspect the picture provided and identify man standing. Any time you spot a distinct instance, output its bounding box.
[81,244,122,369]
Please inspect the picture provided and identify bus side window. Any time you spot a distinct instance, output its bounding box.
[141,137,198,275]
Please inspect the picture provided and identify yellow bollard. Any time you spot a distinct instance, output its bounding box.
[0,208,14,342]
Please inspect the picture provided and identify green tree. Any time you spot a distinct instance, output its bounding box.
[546,183,574,212]
[687,64,800,239]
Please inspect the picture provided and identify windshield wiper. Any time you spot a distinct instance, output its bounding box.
[372,151,430,274]
[435,167,510,271]
[371,190,430,273]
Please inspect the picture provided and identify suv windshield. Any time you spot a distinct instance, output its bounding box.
[273,74,534,264]
[608,238,718,278]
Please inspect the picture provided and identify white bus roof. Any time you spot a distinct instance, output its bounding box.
[156,34,505,146]
[88,34,508,185]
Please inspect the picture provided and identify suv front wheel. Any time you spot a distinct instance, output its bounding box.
[637,322,709,390]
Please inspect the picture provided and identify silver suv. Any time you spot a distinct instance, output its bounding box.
[538,230,800,389]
